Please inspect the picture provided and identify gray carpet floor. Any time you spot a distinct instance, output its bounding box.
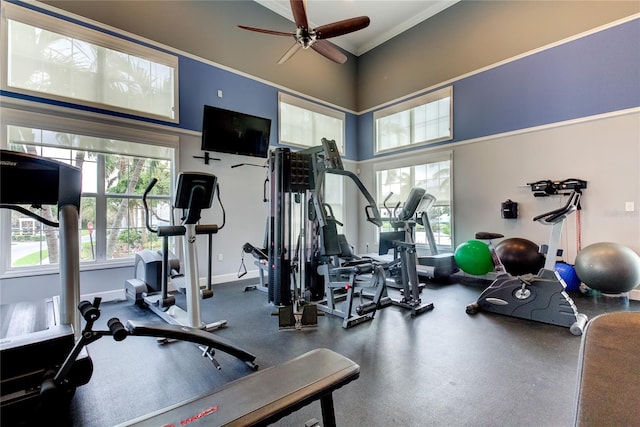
[21,278,640,426]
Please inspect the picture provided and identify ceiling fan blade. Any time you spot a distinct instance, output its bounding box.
[315,16,371,40]
[278,42,302,64]
[238,25,295,37]
[311,40,347,64]
[290,0,309,29]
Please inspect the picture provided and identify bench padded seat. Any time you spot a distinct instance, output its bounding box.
[122,348,359,427]
[573,311,640,426]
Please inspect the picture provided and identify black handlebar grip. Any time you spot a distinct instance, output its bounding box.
[107,318,128,342]
[157,225,187,237]
[143,178,158,198]
[365,205,383,227]
[78,300,100,322]
[143,178,159,233]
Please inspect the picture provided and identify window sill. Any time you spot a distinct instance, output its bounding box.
[1,259,134,279]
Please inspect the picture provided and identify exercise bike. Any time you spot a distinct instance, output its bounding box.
[466,190,588,335]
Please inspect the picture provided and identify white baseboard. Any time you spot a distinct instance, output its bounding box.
[630,288,640,301]
[81,289,126,303]
[82,271,263,304]
[200,269,260,287]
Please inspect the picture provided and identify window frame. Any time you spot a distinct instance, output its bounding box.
[374,86,453,154]
[278,92,346,154]
[1,1,179,123]
[0,105,178,278]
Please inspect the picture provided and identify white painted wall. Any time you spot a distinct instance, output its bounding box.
[177,133,271,282]
[2,112,638,305]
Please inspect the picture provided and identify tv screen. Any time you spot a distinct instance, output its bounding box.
[201,105,271,158]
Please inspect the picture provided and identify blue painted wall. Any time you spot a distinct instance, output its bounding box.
[357,18,640,161]
[178,56,361,160]
[179,57,283,132]
[178,56,280,138]
[3,1,638,163]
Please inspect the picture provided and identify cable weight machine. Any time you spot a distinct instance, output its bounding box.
[267,140,390,329]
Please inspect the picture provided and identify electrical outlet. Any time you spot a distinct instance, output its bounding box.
[217,89,223,98]
[217,253,223,261]
[625,202,635,212]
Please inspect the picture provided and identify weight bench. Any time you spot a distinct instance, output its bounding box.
[120,348,359,427]
[573,311,640,426]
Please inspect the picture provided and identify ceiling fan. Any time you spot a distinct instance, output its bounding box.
[238,0,370,64]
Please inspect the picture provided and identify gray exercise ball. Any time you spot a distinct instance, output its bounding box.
[575,242,640,293]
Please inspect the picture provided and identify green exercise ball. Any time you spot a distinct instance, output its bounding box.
[454,240,494,276]
[575,242,640,294]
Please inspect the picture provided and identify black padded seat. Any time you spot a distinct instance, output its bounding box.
[573,311,640,426]
[120,348,359,427]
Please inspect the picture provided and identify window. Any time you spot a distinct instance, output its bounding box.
[279,92,345,153]
[324,173,344,225]
[375,86,452,153]
[1,2,178,122]
[279,92,347,237]
[0,108,176,276]
[376,152,453,252]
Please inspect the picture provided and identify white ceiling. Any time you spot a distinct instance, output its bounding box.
[254,0,460,56]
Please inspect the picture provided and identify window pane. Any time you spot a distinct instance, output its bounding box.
[10,205,59,268]
[324,174,344,224]
[106,197,132,259]
[375,87,452,153]
[81,197,97,261]
[279,94,345,152]
[376,158,452,251]
[6,13,176,120]
[144,198,169,252]
[280,103,313,146]
[3,126,173,271]
[104,155,171,260]
[377,112,410,151]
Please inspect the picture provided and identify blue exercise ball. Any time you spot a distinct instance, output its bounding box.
[575,242,640,294]
[555,262,580,292]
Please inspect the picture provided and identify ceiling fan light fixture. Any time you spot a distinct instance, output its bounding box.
[296,28,316,48]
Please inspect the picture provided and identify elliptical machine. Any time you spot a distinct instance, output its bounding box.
[125,172,224,331]
[465,190,588,335]
[379,188,435,316]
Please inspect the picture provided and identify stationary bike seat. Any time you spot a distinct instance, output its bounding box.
[475,232,504,240]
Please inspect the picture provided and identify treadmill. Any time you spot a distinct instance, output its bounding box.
[0,149,92,423]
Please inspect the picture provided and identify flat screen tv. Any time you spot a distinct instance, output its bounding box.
[201,105,271,158]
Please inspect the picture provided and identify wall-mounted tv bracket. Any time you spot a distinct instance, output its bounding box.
[193,151,221,165]
[230,163,268,169]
